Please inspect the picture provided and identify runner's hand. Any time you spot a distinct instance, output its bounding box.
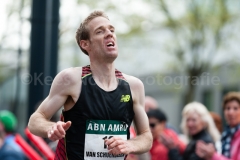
[48,121,71,141]
[105,137,132,155]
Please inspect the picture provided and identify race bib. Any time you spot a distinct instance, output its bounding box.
[84,120,128,160]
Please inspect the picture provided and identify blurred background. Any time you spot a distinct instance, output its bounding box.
[0,0,240,135]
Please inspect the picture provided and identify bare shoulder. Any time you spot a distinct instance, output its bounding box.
[122,73,144,89]
[54,67,82,85]
[49,67,82,102]
[122,73,145,111]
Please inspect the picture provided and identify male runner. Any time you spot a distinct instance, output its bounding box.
[28,10,152,160]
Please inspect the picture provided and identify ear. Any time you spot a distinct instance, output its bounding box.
[80,40,90,52]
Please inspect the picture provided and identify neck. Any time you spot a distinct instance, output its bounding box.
[192,129,206,139]
[90,63,118,91]
[229,123,240,128]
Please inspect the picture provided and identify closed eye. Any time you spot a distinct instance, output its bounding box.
[96,30,102,34]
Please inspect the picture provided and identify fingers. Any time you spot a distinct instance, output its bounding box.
[196,146,204,158]
[105,137,129,155]
[196,141,208,158]
[196,140,206,146]
[196,150,205,158]
[160,134,170,143]
[63,121,71,131]
[106,137,124,150]
[196,141,215,159]
[108,145,125,155]
[48,121,71,141]
[105,137,120,148]
[160,134,175,149]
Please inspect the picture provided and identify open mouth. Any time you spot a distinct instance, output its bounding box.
[106,42,115,47]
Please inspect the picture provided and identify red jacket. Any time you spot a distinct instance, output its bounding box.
[150,129,186,160]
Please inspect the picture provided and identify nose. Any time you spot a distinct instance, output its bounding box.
[187,121,193,128]
[228,108,235,115]
[105,29,113,38]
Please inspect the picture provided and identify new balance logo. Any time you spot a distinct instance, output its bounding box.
[120,95,130,102]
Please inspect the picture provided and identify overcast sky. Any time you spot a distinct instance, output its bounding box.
[1,0,240,77]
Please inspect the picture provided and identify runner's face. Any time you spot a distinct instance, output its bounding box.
[87,16,118,60]
[224,100,240,127]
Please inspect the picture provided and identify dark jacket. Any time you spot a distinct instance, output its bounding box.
[168,129,214,160]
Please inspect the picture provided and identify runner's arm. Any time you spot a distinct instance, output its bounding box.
[127,76,153,154]
[28,69,80,138]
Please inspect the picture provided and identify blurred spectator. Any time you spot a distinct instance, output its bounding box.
[196,92,240,160]
[143,96,180,160]
[165,102,220,160]
[210,111,223,153]
[0,123,24,160]
[210,112,223,133]
[145,96,179,133]
[0,110,25,159]
[147,108,186,160]
[145,96,158,112]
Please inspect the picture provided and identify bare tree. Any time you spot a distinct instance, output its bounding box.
[0,0,30,84]
[151,0,240,104]
[61,0,239,104]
